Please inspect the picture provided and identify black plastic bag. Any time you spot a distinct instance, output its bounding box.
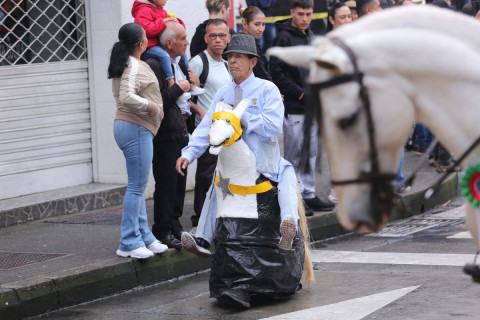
[209,179,305,298]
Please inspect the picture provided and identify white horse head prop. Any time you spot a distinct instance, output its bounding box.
[208,99,249,155]
[269,6,480,236]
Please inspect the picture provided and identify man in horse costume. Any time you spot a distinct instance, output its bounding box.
[176,34,313,308]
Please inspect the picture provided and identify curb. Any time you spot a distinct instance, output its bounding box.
[1,251,211,319]
[0,184,126,227]
[0,174,459,319]
[308,173,459,241]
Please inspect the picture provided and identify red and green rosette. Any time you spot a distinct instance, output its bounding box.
[461,164,480,208]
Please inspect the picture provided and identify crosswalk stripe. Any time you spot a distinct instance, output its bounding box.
[312,250,472,266]
[260,286,420,320]
[447,231,472,239]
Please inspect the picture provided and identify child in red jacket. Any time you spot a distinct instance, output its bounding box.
[132,0,204,96]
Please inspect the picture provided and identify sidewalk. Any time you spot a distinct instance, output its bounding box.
[0,150,459,319]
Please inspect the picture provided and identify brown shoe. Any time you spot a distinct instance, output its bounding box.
[181,232,211,258]
[278,215,296,250]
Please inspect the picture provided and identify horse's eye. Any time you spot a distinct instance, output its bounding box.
[212,119,216,123]
[337,110,359,130]
[225,119,230,123]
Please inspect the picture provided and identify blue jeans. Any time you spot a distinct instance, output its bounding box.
[414,123,432,149]
[395,148,405,190]
[114,120,156,251]
[142,46,189,81]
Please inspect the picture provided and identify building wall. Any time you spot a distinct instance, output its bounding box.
[87,0,209,197]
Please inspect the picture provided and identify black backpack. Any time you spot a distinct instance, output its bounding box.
[187,52,229,133]
[192,51,229,97]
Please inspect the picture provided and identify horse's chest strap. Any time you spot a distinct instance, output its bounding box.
[214,174,273,196]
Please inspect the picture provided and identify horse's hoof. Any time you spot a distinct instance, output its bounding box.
[463,264,480,283]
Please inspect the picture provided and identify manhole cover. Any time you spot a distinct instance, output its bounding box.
[368,219,464,237]
[0,252,66,270]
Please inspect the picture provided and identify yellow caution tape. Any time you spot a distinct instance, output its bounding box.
[236,12,327,24]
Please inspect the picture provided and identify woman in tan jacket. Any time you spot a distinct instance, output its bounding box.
[108,22,167,259]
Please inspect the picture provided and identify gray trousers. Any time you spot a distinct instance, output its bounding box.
[283,114,318,199]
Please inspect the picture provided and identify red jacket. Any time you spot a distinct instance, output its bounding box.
[131,0,185,49]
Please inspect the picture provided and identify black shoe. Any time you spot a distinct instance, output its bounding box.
[181,232,211,258]
[304,196,335,212]
[172,231,183,241]
[158,234,182,249]
[303,202,314,217]
[218,289,250,309]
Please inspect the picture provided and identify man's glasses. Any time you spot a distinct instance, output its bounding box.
[207,33,227,40]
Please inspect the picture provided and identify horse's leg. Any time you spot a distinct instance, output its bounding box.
[464,204,480,282]
[465,204,480,250]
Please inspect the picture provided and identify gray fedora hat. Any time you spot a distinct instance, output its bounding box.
[224,34,259,57]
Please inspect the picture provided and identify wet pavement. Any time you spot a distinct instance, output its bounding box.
[29,197,480,320]
[0,150,462,318]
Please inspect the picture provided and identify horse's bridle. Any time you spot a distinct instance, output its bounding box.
[306,37,395,226]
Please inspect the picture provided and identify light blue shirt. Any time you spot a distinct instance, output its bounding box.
[181,73,287,182]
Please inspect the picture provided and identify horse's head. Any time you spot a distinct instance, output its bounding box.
[269,37,414,232]
[208,98,249,155]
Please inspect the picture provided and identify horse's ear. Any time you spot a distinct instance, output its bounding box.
[267,45,314,69]
[214,101,225,112]
[311,37,351,74]
[233,98,249,118]
[269,37,351,74]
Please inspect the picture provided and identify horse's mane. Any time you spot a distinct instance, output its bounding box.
[328,6,480,51]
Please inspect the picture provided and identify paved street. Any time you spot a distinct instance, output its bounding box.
[29,197,480,320]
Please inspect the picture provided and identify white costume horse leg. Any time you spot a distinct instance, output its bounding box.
[194,182,217,244]
[278,165,300,227]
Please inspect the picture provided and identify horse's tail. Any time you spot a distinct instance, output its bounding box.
[298,191,315,285]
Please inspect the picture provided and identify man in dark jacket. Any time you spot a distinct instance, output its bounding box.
[143,22,202,248]
[269,0,334,215]
[190,0,235,58]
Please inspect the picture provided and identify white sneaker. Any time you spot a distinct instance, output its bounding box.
[147,240,169,254]
[189,86,205,96]
[116,246,154,259]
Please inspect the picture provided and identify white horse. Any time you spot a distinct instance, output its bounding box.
[208,99,314,287]
[268,7,480,250]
